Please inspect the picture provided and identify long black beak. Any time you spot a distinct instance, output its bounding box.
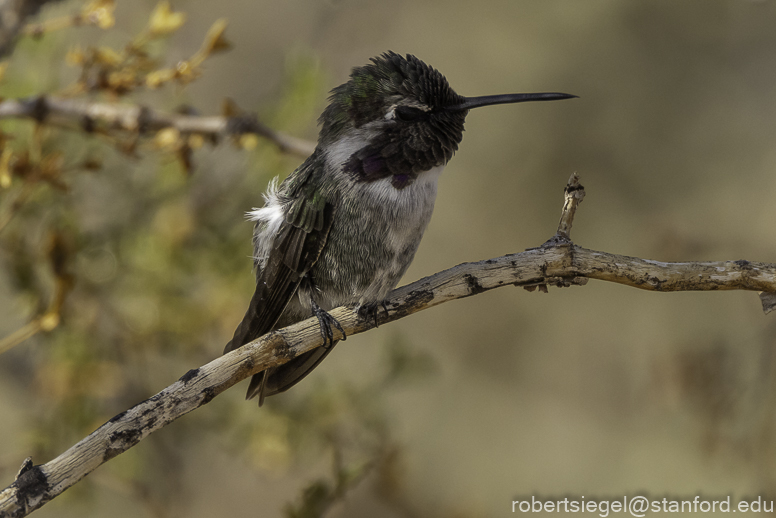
[445,92,577,112]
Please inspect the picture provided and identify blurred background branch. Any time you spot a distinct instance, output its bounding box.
[0,95,314,178]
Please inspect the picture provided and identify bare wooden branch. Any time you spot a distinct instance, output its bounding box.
[0,96,317,157]
[1,174,774,517]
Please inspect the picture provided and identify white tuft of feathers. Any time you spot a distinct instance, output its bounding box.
[247,177,285,268]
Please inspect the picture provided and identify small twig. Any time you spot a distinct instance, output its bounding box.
[541,171,585,247]
[0,320,48,356]
[557,172,585,239]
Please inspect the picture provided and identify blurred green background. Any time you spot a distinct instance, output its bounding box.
[2,0,776,517]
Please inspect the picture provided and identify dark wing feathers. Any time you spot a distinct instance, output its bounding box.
[224,195,334,355]
[223,157,336,403]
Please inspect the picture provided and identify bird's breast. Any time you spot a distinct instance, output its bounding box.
[356,164,443,246]
[312,164,444,307]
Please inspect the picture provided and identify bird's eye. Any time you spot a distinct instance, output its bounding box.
[394,106,427,122]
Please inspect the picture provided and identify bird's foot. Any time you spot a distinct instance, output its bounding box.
[311,299,345,348]
[358,300,390,328]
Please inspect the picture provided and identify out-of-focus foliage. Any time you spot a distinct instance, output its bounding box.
[0,2,434,516]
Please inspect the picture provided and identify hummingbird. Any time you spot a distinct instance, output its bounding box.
[224,51,575,405]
